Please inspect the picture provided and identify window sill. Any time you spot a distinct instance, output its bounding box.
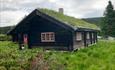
[41,40,55,42]
[76,40,82,42]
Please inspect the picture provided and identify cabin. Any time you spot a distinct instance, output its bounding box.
[7,8,99,51]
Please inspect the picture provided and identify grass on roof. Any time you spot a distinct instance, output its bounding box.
[38,8,100,30]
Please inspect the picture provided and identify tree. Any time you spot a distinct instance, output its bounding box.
[101,1,115,37]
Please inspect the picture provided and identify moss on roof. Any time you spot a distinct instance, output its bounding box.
[38,8,100,30]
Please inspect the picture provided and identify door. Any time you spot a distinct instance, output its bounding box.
[23,34,28,44]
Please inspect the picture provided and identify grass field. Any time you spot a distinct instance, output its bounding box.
[0,41,41,70]
[0,40,115,70]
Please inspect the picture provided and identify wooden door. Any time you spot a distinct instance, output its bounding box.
[23,34,28,44]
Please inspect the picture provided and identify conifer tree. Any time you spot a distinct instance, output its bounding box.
[101,1,115,37]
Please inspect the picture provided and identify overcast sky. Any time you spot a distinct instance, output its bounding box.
[0,0,115,27]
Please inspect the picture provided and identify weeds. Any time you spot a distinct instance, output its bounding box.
[0,40,115,70]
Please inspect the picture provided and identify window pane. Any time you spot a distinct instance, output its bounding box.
[87,32,90,39]
[76,32,82,41]
[46,34,50,40]
[42,34,45,40]
[92,33,94,39]
[41,32,55,42]
[50,33,54,40]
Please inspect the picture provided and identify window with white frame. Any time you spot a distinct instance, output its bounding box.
[76,32,82,41]
[87,32,90,39]
[41,32,55,42]
[92,33,94,39]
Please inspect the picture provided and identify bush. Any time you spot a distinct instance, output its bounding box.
[9,67,23,70]
[0,34,11,41]
[0,66,6,70]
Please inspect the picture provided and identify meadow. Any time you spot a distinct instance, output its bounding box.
[0,40,115,70]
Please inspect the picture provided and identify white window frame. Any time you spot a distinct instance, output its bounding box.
[76,32,82,41]
[87,32,90,39]
[41,32,55,42]
[92,33,94,39]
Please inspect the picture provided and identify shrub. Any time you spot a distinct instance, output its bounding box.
[0,66,6,70]
[0,34,11,41]
[9,67,23,70]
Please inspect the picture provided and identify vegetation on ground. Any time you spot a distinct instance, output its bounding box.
[0,41,41,70]
[0,34,11,41]
[0,40,115,70]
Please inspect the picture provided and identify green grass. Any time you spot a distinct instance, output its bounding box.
[0,41,41,70]
[44,40,115,70]
[0,40,115,70]
[38,8,100,30]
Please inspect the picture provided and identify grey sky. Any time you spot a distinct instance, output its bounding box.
[0,0,115,27]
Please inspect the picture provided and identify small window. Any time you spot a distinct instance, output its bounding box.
[76,32,82,41]
[41,34,45,40]
[87,32,90,39]
[41,32,55,42]
[92,33,94,39]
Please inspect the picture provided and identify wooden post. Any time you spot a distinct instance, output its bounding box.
[93,32,95,43]
[94,32,97,43]
[83,32,87,47]
[90,32,92,44]
[95,32,98,42]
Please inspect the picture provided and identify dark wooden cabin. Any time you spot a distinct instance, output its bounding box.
[7,8,99,51]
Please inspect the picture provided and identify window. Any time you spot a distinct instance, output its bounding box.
[76,32,82,41]
[87,32,90,39]
[41,32,55,42]
[92,33,94,39]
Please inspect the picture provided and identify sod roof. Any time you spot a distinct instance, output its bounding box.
[38,8,100,30]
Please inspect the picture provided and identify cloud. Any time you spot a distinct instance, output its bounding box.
[0,0,115,27]
[0,11,28,27]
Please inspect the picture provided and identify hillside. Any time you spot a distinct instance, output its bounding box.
[0,40,115,70]
[0,26,15,34]
[82,17,102,26]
